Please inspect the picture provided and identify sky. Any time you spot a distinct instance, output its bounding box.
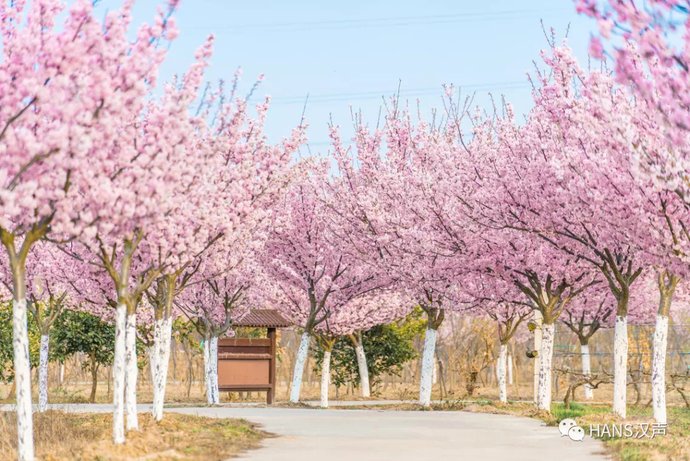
[95,0,598,154]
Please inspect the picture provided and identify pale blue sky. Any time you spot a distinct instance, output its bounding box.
[96,0,596,152]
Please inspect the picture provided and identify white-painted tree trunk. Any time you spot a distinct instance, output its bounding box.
[507,352,513,385]
[613,315,628,418]
[651,314,669,424]
[320,350,331,408]
[125,312,139,431]
[203,335,220,405]
[151,315,173,421]
[419,327,437,407]
[497,343,508,403]
[202,338,210,402]
[580,342,593,400]
[354,338,371,398]
[537,322,555,411]
[211,337,219,404]
[533,311,543,404]
[38,333,50,413]
[290,332,311,403]
[13,298,35,461]
[59,362,65,387]
[148,346,157,390]
[112,304,127,444]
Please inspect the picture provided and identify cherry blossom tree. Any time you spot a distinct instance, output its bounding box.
[325,111,481,407]
[60,32,224,443]
[465,44,690,417]
[395,96,603,412]
[561,285,615,400]
[24,243,84,413]
[0,241,77,412]
[576,0,690,423]
[631,269,687,423]
[177,257,253,405]
[464,271,531,403]
[532,43,690,419]
[325,96,592,409]
[143,71,302,421]
[499,237,596,411]
[313,291,411,408]
[0,0,178,457]
[263,166,390,403]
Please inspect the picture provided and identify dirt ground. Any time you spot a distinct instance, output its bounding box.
[1,378,687,414]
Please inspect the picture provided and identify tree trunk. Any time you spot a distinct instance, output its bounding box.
[320,350,332,408]
[419,327,438,407]
[89,361,99,404]
[437,358,447,399]
[203,335,220,405]
[112,303,127,444]
[38,333,50,413]
[151,315,173,421]
[580,341,593,400]
[651,314,669,424]
[537,322,555,411]
[290,332,311,403]
[184,343,193,399]
[13,296,35,461]
[564,384,576,410]
[352,332,370,398]
[125,312,139,431]
[497,342,508,403]
[613,315,628,418]
[533,311,543,404]
[59,362,65,387]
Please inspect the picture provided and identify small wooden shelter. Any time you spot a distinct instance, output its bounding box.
[217,309,291,404]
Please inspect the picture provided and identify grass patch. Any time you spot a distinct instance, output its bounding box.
[0,411,266,460]
[551,402,613,421]
[574,406,690,461]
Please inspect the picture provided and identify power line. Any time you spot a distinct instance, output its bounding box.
[188,8,571,33]
[261,80,530,106]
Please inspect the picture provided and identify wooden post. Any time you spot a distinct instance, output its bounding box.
[268,328,276,404]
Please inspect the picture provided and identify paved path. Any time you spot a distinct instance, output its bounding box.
[173,407,608,461]
[1,403,609,460]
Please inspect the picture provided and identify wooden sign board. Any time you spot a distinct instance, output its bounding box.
[217,332,278,403]
[216,309,290,404]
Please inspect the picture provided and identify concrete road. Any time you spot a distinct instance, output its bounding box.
[172,406,609,461]
[1,404,609,460]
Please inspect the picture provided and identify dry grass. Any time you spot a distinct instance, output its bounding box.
[0,411,266,460]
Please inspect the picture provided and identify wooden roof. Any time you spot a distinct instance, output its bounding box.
[234,309,291,328]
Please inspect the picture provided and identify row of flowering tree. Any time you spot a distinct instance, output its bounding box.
[4,1,690,460]
[267,37,689,428]
[0,1,303,459]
